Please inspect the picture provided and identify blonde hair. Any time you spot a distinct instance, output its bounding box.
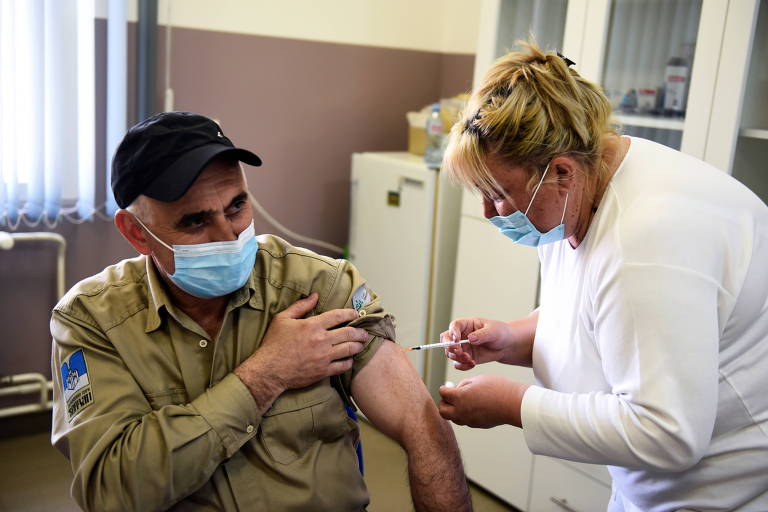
[444,40,618,198]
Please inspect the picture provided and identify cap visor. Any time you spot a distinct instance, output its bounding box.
[143,144,262,203]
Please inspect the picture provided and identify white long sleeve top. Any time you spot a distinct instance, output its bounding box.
[521,137,768,511]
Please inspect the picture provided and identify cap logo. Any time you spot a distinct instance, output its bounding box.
[217,131,223,137]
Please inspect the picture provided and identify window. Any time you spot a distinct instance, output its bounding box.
[0,0,126,229]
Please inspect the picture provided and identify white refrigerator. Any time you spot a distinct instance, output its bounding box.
[348,152,461,399]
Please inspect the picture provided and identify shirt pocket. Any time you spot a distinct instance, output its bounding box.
[258,381,352,465]
[145,388,189,409]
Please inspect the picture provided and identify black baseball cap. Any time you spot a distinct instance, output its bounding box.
[111,111,262,208]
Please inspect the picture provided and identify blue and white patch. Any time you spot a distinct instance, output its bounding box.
[60,349,94,421]
[351,284,372,311]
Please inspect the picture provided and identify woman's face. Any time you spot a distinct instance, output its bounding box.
[481,152,572,236]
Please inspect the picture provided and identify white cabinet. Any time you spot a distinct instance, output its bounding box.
[559,0,765,181]
[476,0,766,180]
[528,457,611,512]
[347,152,461,398]
[727,0,768,205]
[446,191,539,510]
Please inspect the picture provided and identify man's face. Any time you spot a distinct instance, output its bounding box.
[139,157,253,276]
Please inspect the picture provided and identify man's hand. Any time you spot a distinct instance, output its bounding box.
[438,375,529,429]
[234,293,369,411]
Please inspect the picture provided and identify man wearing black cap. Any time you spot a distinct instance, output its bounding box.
[50,112,470,511]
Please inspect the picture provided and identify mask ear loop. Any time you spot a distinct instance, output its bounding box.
[132,215,176,253]
[524,162,552,216]
[560,193,569,224]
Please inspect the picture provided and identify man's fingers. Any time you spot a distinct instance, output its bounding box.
[279,293,319,319]
[315,308,362,329]
[330,341,364,361]
[327,357,355,376]
[329,326,369,344]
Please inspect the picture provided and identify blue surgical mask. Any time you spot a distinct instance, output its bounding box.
[488,162,568,247]
[135,218,258,298]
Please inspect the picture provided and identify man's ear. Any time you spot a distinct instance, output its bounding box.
[114,209,152,255]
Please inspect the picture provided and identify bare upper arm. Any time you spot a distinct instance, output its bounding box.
[351,340,436,445]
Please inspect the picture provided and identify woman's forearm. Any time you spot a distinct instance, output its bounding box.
[499,310,538,367]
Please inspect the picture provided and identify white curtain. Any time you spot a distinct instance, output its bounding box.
[0,0,126,229]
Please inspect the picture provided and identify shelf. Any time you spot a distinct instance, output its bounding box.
[613,113,685,131]
[740,128,768,140]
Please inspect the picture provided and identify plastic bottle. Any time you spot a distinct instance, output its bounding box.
[664,55,689,116]
[424,103,444,168]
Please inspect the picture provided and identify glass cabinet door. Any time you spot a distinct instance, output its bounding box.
[732,0,767,203]
[494,0,568,58]
[474,0,569,88]
[601,0,702,150]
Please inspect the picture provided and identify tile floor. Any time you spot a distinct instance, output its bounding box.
[0,413,514,511]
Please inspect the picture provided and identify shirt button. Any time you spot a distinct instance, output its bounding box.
[199,339,208,348]
[358,309,367,317]
[246,424,255,433]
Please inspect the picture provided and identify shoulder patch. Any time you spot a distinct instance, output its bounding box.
[60,349,94,421]
[352,284,372,311]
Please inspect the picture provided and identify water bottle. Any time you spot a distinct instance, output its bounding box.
[424,103,444,168]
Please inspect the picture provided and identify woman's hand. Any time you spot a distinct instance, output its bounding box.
[441,314,538,370]
[438,375,529,428]
[440,317,514,370]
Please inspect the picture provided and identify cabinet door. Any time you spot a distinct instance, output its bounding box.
[528,456,611,512]
[474,0,569,88]
[708,0,765,190]
[349,153,435,377]
[447,204,540,509]
[569,0,732,158]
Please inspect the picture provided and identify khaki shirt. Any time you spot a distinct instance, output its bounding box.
[50,235,396,512]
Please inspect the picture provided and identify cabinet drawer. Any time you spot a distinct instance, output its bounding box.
[528,456,611,512]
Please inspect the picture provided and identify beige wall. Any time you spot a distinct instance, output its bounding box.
[98,0,480,54]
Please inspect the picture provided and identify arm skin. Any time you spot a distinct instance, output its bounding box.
[352,341,472,512]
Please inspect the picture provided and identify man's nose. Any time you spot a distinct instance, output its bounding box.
[209,217,238,242]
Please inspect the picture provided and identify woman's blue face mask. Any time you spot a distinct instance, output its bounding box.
[488,162,568,247]
[135,217,258,298]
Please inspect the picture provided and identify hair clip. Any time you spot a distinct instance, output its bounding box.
[464,109,483,136]
[557,52,576,67]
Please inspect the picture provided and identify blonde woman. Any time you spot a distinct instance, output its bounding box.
[438,42,768,511]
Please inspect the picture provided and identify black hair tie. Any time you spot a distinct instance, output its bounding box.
[557,52,576,67]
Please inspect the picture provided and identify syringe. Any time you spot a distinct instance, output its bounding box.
[405,340,470,351]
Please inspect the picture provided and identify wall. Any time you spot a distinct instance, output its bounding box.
[0,3,477,386]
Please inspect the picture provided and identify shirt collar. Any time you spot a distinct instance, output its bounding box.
[143,257,264,333]
[144,256,171,333]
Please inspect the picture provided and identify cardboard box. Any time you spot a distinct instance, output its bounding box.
[408,125,426,155]
[406,111,429,155]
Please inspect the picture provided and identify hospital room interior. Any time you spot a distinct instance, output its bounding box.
[1,0,767,511]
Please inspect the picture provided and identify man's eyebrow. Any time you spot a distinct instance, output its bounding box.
[173,192,248,229]
[226,192,248,209]
[175,209,215,229]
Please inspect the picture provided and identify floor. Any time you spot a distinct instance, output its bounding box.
[0,413,514,511]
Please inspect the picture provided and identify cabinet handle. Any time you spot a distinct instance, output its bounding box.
[550,497,579,512]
